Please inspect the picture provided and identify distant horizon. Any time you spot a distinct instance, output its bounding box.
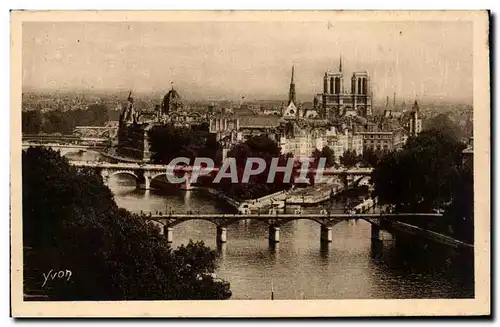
[22,87,473,107]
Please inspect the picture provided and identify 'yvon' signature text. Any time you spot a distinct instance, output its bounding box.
[42,269,72,287]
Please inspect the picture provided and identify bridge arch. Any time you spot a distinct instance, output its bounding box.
[281,216,345,227]
[150,172,171,181]
[61,149,88,157]
[108,170,139,181]
[328,175,346,190]
[150,171,196,190]
[169,112,184,121]
[73,130,84,137]
[150,172,184,184]
[353,175,372,188]
[145,216,226,228]
[174,218,221,227]
[82,129,99,138]
[187,112,202,119]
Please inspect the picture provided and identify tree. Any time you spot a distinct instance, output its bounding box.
[221,135,292,200]
[42,111,73,134]
[360,148,382,168]
[22,110,43,134]
[87,103,110,126]
[339,149,360,168]
[314,146,336,168]
[372,129,466,213]
[312,148,321,161]
[440,164,474,243]
[370,129,474,242]
[22,147,231,300]
[424,113,465,141]
[148,125,219,165]
[244,134,281,159]
[227,143,253,166]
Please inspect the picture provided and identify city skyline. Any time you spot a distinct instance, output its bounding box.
[23,21,473,104]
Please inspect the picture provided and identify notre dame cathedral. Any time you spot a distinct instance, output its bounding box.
[314,57,373,119]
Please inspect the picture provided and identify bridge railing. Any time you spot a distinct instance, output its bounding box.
[136,210,443,219]
[68,160,373,174]
[70,161,208,171]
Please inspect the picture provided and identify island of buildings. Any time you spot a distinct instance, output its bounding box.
[114,59,422,163]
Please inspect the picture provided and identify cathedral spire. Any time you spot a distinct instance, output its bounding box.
[339,55,343,73]
[413,100,419,113]
[288,65,296,105]
[123,90,135,122]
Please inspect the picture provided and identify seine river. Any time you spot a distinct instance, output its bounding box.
[71,151,474,300]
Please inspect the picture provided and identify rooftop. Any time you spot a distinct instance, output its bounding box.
[238,115,282,128]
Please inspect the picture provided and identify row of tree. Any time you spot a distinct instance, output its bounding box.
[313,146,387,169]
[23,147,231,300]
[22,104,113,135]
[371,129,473,243]
[147,123,222,166]
[148,126,294,200]
[217,135,294,200]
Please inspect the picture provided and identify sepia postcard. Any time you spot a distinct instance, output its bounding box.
[11,10,490,317]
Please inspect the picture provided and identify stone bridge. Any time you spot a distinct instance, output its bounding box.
[21,141,373,190]
[22,142,106,157]
[138,211,444,246]
[70,160,373,191]
[71,161,204,190]
[73,125,118,139]
[23,133,110,144]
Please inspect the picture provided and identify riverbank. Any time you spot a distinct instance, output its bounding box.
[199,187,242,210]
[285,184,342,205]
[202,183,346,214]
[356,197,474,251]
[199,187,288,213]
[391,221,474,251]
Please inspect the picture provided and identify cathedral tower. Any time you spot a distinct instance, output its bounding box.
[319,57,373,119]
[321,56,344,118]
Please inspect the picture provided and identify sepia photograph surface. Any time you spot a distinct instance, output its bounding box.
[11,10,490,317]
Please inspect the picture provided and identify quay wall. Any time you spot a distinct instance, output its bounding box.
[357,196,473,251]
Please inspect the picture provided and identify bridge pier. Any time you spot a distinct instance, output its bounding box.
[164,226,174,243]
[268,226,280,244]
[320,226,333,243]
[180,172,194,190]
[371,224,381,241]
[101,171,110,187]
[217,242,227,257]
[216,226,227,244]
[138,174,151,190]
[340,174,350,188]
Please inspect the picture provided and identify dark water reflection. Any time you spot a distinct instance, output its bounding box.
[104,172,473,299]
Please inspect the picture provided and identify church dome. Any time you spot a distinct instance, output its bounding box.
[161,87,183,114]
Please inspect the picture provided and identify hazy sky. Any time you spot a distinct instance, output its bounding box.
[22,21,473,103]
